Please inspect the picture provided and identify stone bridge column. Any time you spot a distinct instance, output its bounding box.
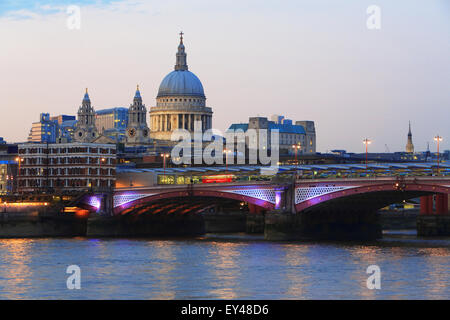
[264,183,301,240]
[420,196,432,214]
[417,193,450,237]
[94,191,114,216]
[436,194,449,215]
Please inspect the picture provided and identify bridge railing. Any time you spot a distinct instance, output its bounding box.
[295,176,450,184]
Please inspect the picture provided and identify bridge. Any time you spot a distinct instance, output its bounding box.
[81,172,450,240]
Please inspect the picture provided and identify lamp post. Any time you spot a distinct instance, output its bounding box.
[363,138,372,172]
[100,158,106,188]
[434,135,442,176]
[161,153,170,181]
[15,157,22,194]
[291,143,301,166]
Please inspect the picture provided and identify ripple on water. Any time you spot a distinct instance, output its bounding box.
[0,232,448,299]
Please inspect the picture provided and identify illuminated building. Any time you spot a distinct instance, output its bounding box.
[0,143,18,195]
[228,115,316,155]
[0,160,17,195]
[17,143,116,193]
[27,113,59,143]
[50,115,76,125]
[58,120,78,143]
[26,114,77,144]
[149,33,213,141]
[95,107,128,134]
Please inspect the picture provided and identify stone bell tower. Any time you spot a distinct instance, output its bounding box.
[74,89,99,143]
[126,85,151,145]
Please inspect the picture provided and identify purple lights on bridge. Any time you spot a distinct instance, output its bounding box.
[77,177,450,217]
[87,196,101,211]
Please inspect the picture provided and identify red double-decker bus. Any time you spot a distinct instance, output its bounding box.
[201,175,234,184]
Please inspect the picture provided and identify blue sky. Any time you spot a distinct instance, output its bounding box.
[0,0,118,15]
[0,0,449,152]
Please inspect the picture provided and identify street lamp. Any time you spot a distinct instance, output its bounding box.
[434,135,443,175]
[15,157,23,193]
[160,153,170,181]
[291,143,301,165]
[363,138,372,172]
[223,149,232,171]
[100,158,106,188]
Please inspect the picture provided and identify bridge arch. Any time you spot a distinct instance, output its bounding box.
[295,182,450,213]
[113,189,276,215]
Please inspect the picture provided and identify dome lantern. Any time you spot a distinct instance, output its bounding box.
[175,31,188,71]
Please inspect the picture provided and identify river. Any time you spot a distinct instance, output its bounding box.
[0,230,448,299]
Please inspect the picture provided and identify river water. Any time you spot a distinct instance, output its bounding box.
[0,230,448,299]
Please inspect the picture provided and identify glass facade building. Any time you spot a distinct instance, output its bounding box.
[27,114,77,143]
[95,107,129,142]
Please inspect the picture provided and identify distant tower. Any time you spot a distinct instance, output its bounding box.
[74,89,99,142]
[405,121,414,153]
[126,85,151,145]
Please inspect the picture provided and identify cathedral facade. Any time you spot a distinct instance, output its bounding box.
[73,34,212,145]
[149,33,213,141]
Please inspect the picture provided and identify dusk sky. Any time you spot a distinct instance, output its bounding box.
[0,0,448,153]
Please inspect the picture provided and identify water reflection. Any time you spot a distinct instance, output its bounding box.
[206,242,241,299]
[419,248,450,299]
[348,245,382,300]
[0,239,33,299]
[0,233,448,299]
[147,241,177,299]
[280,244,310,299]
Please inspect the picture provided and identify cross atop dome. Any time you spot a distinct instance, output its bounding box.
[175,32,188,71]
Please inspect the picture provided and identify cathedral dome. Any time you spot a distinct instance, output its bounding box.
[157,70,205,98]
[149,33,213,141]
[156,32,205,99]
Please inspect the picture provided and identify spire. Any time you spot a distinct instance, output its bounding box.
[83,88,90,102]
[175,31,188,71]
[406,121,414,153]
[135,84,141,99]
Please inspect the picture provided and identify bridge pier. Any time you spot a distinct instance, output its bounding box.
[202,211,247,233]
[86,212,205,237]
[246,213,265,233]
[417,194,450,236]
[264,210,382,241]
[436,194,449,215]
[420,196,434,215]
